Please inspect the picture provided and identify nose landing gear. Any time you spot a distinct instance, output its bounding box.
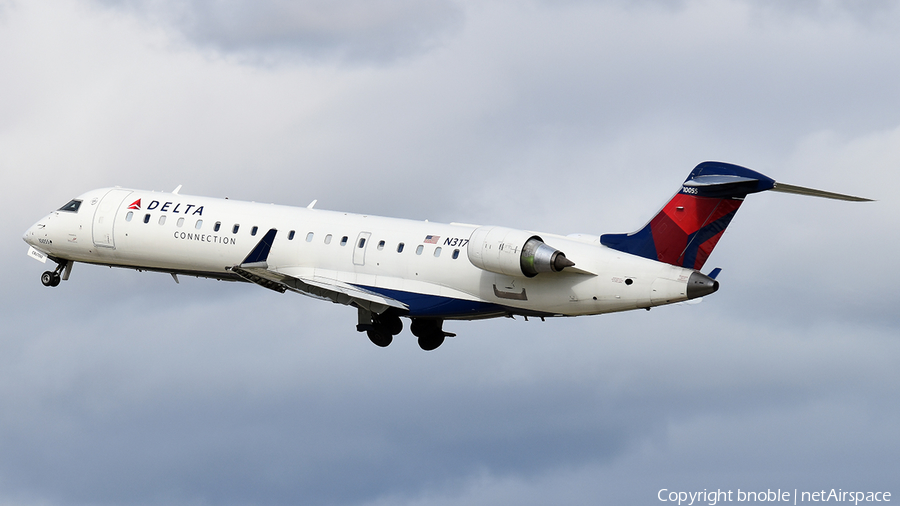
[40,259,72,287]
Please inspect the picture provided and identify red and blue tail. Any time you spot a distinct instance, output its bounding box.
[600,161,870,271]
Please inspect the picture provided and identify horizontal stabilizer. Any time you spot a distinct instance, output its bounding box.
[771,182,873,202]
[682,175,759,187]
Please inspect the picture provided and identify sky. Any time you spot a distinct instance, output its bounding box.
[1,0,898,505]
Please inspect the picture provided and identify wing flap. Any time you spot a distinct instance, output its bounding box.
[231,264,407,314]
[230,227,406,313]
[293,274,408,311]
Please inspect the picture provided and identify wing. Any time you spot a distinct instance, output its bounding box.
[228,229,407,315]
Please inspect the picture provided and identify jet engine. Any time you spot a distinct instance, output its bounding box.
[466,226,575,277]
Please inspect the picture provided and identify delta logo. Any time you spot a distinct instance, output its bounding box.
[127,198,204,216]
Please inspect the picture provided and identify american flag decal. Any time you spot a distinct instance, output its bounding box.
[423,235,440,244]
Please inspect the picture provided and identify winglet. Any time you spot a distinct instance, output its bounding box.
[242,228,278,265]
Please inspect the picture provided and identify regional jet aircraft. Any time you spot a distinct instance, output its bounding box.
[24,162,870,350]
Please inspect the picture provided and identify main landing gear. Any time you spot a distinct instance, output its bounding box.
[40,259,72,287]
[357,309,404,348]
[410,318,456,351]
[357,309,455,351]
[368,313,404,348]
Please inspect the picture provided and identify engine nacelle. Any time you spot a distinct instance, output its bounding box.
[466,226,575,277]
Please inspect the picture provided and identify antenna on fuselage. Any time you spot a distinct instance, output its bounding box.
[172,185,182,195]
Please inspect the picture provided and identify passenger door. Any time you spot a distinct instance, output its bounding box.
[92,189,132,248]
[353,232,372,266]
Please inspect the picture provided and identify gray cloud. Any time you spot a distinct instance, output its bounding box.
[2,0,898,505]
[2,288,897,505]
[96,0,465,64]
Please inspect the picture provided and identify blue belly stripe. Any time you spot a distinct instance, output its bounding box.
[355,285,507,318]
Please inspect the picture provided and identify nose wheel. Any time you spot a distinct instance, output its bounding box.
[41,270,61,287]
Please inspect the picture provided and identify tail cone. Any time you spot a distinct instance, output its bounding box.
[552,253,575,272]
[686,271,719,299]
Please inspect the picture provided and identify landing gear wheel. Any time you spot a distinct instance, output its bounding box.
[41,271,60,287]
[374,314,403,336]
[367,329,393,348]
[410,318,451,351]
[417,334,445,352]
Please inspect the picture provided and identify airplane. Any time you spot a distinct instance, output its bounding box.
[23,161,870,350]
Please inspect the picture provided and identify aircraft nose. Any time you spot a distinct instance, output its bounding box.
[23,221,44,246]
[686,271,719,299]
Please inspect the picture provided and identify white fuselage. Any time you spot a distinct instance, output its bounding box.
[24,187,701,319]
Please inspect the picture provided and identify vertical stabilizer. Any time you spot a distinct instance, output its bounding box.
[600,161,870,270]
[600,162,774,270]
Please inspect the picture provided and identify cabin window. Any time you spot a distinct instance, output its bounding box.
[288,230,295,240]
[434,247,442,257]
[125,211,133,222]
[158,215,166,225]
[452,249,460,259]
[416,245,424,255]
[324,234,332,244]
[340,236,348,246]
[233,224,240,234]
[377,240,385,250]
[195,220,203,230]
[214,221,221,232]
[143,214,151,224]
[177,217,184,227]
[58,199,82,213]
[397,242,405,253]
[251,226,258,236]
[306,232,314,242]
[358,237,366,248]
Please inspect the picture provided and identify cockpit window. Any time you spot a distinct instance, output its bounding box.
[58,200,82,213]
